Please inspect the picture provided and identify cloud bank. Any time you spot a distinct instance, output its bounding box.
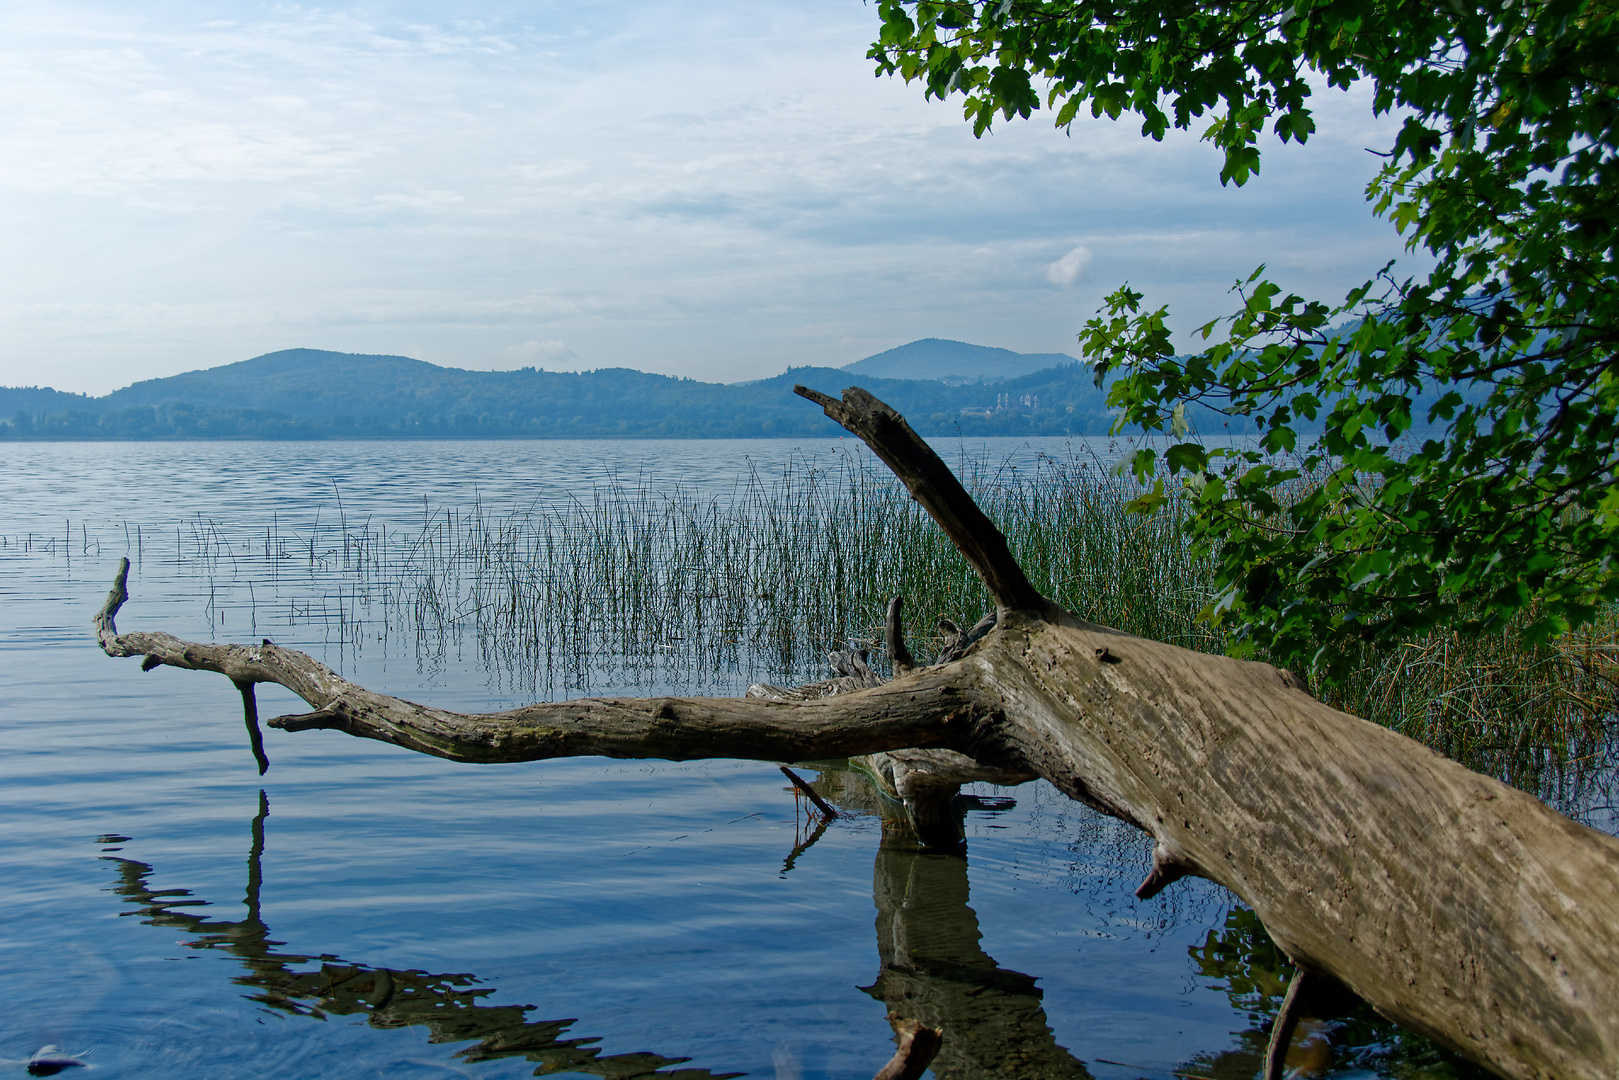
[0,0,1421,394]
[497,339,580,370]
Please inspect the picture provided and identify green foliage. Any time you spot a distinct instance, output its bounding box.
[872,0,1619,679]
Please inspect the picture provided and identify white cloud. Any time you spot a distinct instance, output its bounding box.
[1044,245,1093,288]
[493,339,580,370]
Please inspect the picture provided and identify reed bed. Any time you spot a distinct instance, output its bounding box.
[1325,615,1619,801]
[376,450,1226,689]
[367,449,1220,694]
[13,446,1611,816]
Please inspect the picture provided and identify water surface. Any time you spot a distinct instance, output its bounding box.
[0,439,1521,1078]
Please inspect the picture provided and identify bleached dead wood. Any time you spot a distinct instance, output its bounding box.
[95,386,1619,1080]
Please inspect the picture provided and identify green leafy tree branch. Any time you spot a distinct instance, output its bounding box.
[872,0,1619,678]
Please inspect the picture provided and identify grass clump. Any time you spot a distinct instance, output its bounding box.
[1322,614,1619,801]
[376,448,1224,690]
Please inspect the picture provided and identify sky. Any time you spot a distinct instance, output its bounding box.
[0,0,1423,395]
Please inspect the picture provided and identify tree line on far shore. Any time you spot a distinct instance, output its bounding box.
[0,354,1157,440]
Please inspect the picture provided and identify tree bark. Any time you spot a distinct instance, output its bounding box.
[94,386,1619,1080]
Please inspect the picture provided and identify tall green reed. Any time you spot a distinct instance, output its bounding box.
[370,448,1224,690]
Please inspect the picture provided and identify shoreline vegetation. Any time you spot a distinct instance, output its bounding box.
[18,446,1614,822]
[0,367,1128,440]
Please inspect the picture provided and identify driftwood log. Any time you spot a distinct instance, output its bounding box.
[95,386,1619,1080]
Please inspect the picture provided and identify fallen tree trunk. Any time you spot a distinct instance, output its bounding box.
[95,386,1619,1080]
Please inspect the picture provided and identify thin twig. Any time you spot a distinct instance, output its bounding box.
[780,765,838,820]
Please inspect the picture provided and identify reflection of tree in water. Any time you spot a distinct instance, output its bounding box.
[1181,907,1492,1080]
[102,791,741,1080]
[105,773,1096,1080]
[102,776,1501,1080]
[809,767,1092,1080]
[862,826,1093,1080]
[817,765,1498,1080]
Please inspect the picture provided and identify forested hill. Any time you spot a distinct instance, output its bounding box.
[3,347,1207,439]
[841,338,1077,382]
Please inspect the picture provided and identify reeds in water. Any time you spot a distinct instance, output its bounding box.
[374,449,1224,692]
[22,445,1612,816]
[1325,615,1619,802]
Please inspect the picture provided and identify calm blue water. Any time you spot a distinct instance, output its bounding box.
[0,438,1515,1079]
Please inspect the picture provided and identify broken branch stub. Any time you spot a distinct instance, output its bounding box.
[885,596,917,678]
[94,388,1619,1080]
[871,1019,943,1080]
[793,384,1050,616]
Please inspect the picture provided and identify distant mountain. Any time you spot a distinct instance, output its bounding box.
[0,347,1138,440]
[5,334,1494,441]
[102,349,449,417]
[842,339,1078,383]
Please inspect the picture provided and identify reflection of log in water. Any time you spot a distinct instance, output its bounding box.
[109,775,1448,1080]
[861,821,1092,1080]
[102,791,741,1080]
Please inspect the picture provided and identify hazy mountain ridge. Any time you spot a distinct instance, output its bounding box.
[6,337,1483,442]
[0,385,98,415]
[841,338,1079,382]
[2,345,1148,439]
[101,349,454,416]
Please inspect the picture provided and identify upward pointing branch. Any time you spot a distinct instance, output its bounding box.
[794,385,1052,616]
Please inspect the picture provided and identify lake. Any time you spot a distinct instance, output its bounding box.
[0,438,1523,1079]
